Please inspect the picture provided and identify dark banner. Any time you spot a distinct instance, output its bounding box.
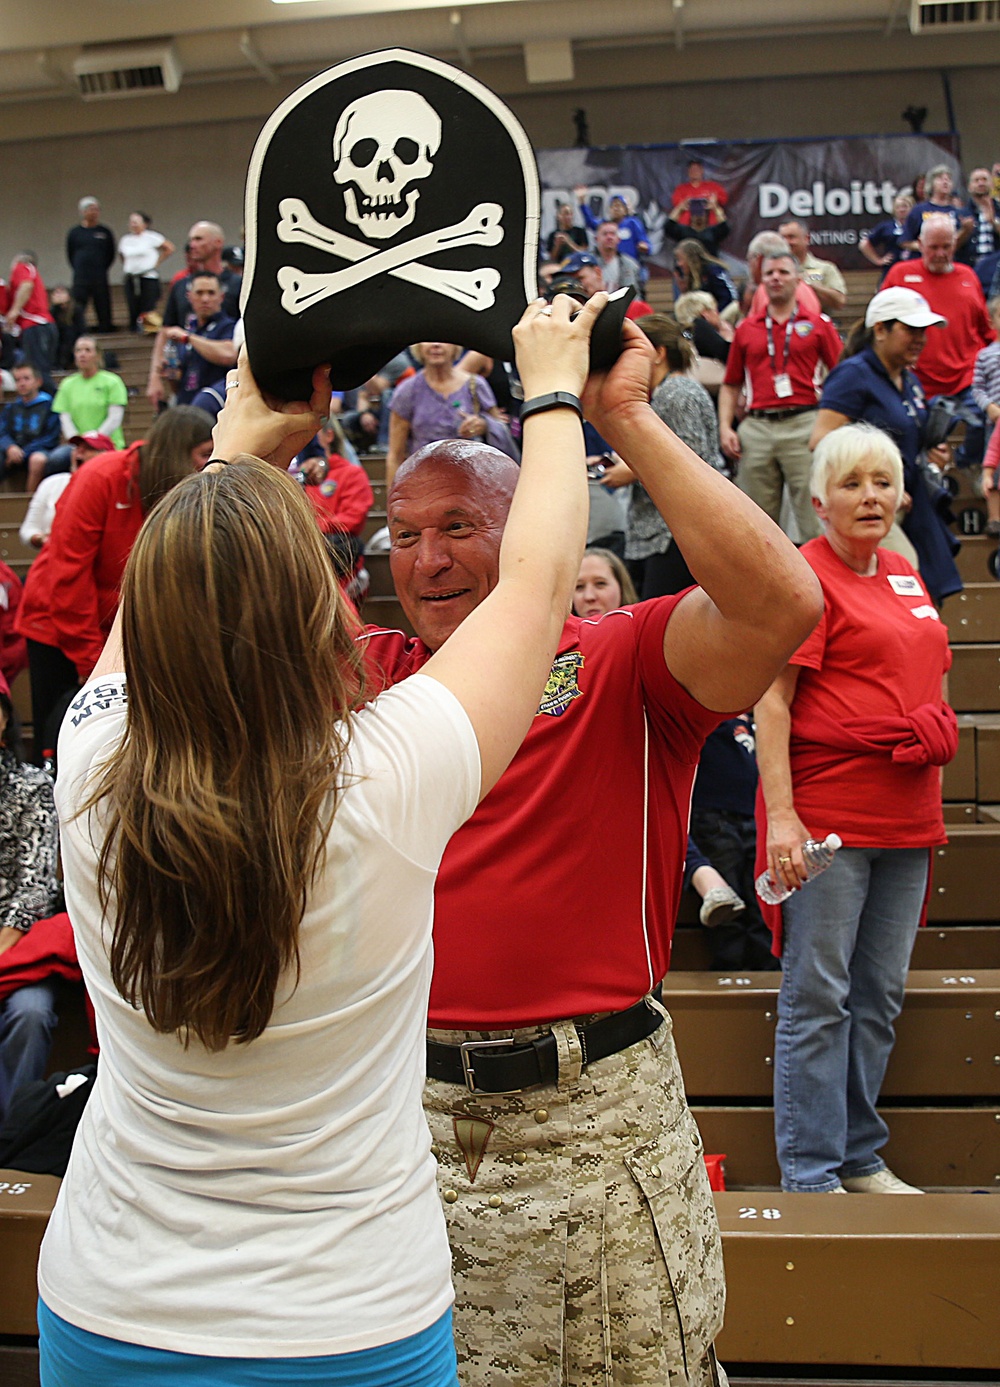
[537,133,961,272]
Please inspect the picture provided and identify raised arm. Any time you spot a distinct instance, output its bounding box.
[584,321,823,712]
[421,294,604,798]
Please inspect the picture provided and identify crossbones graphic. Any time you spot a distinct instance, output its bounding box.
[276,197,504,315]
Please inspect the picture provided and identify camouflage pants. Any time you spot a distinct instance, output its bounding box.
[424,1002,726,1387]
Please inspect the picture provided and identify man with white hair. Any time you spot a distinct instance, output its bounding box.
[66,197,116,334]
[882,213,995,463]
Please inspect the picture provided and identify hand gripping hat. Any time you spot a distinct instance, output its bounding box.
[242,48,631,400]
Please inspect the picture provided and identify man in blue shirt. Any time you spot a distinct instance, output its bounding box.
[0,364,60,485]
[161,273,237,418]
[957,167,1000,267]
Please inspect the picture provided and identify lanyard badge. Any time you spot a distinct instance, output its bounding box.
[766,309,795,398]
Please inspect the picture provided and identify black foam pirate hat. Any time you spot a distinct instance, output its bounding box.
[242,48,631,400]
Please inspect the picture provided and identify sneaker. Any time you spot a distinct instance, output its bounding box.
[699,884,746,929]
[829,1184,848,1193]
[842,1168,923,1194]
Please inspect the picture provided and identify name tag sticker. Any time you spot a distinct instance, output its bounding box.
[888,574,922,595]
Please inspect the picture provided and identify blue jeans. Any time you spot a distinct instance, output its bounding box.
[774,847,928,1192]
[0,981,58,1120]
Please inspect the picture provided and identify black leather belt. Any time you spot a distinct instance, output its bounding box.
[426,986,664,1094]
[753,405,816,421]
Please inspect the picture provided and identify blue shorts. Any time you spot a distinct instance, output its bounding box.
[38,1300,459,1387]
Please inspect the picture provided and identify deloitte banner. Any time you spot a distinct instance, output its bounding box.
[537,132,960,273]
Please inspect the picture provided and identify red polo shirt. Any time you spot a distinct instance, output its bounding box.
[8,262,53,330]
[363,597,722,1028]
[724,306,842,412]
[881,259,995,396]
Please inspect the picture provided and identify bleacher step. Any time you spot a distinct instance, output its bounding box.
[663,969,1000,1099]
[669,923,1000,973]
[942,582,1000,643]
[693,1105,999,1189]
[714,1192,999,1370]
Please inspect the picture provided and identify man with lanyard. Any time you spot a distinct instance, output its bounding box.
[720,250,842,541]
[161,273,237,417]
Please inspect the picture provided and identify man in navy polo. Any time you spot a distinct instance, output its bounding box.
[162,273,237,418]
[719,250,842,541]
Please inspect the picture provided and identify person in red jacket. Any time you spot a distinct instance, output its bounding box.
[291,421,375,602]
[16,407,213,763]
[0,561,27,692]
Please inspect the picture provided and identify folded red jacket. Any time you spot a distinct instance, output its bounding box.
[0,912,81,1003]
[791,701,958,767]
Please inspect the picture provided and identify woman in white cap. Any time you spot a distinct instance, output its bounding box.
[811,286,961,604]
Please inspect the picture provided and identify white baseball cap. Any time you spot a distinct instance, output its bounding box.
[865,287,947,329]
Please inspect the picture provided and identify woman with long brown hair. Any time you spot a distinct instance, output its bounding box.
[16,406,214,764]
[36,294,612,1387]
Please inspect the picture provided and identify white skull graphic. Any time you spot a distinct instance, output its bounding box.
[333,91,442,241]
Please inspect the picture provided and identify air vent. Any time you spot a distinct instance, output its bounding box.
[910,0,1000,31]
[73,43,183,100]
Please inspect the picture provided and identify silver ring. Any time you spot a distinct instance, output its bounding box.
[225,380,239,390]
[540,305,553,316]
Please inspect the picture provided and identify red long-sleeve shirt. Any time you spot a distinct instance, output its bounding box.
[0,560,27,686]
[16,445,144,680]
[303,455,374,536]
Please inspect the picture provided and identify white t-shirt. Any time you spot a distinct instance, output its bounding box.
[19,471,73,547]
[40,671,480,1358]
[119,229,165,277]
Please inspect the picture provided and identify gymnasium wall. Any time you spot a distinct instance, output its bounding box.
[2,44,997,288]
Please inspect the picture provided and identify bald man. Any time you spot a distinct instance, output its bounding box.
[361,349,822,1383]
[146,222,241,407]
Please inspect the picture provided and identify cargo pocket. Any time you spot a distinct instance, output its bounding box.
[623,1104,725,1384]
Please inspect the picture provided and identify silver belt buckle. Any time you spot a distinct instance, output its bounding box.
[459,1036,518,1094]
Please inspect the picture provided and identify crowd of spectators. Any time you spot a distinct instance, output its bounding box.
[0,154,996,1345]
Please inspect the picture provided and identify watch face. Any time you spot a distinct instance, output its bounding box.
[242,48,540,400]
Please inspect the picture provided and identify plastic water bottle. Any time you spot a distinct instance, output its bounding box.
[755,833,843,905]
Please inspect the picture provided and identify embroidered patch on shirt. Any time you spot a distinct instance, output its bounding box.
[910,604,940,621]
[793,320,814,336]
[537,651,584,716]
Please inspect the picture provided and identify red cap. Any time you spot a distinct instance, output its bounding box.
[69,432,116,453]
